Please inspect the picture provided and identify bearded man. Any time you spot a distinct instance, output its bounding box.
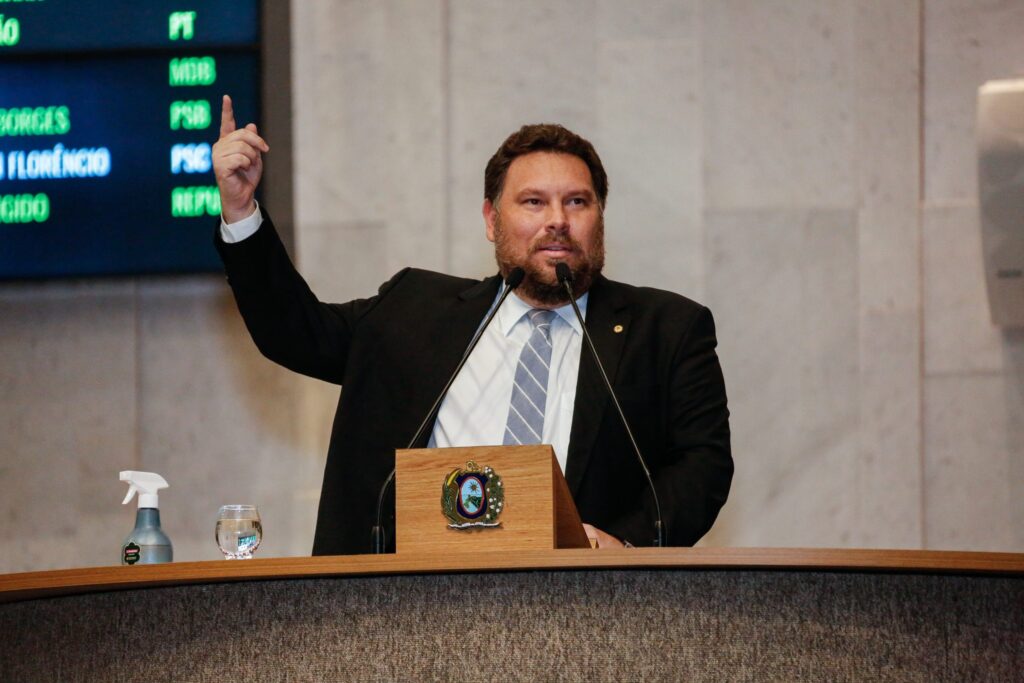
[214,95,733,554]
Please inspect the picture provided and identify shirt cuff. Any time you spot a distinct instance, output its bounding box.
[219,202,263,243]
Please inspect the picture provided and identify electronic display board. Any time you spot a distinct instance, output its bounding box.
[0,1,261,279]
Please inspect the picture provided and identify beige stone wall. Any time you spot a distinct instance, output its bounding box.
[2,0,1022,573]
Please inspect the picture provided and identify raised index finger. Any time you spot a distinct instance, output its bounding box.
[220,94,236,138]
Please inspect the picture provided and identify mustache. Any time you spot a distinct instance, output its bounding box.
[529,235,580,254]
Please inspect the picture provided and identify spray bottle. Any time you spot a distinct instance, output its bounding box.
[120,471,173,565]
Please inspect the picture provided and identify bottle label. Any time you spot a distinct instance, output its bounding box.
[123,541,141,565]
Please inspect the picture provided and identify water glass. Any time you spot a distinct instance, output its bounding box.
[215,504,262,559]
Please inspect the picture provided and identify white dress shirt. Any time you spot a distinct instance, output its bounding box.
[221,207,587,473]
[220,203,263,243]
[428,289,586,474]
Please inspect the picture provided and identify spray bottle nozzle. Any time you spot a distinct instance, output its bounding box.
[120,471,169,509]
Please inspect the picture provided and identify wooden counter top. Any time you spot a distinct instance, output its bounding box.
[2,547,1022,604]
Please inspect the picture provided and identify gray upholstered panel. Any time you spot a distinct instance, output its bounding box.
[2,569,1021,682]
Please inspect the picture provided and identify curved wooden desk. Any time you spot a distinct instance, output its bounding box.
[2,548,1022,682]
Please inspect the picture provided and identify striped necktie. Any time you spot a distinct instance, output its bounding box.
[503,309,557,445]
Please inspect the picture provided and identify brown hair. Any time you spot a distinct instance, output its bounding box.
[484,124,608,208]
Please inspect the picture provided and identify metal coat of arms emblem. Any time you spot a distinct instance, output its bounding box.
[441,461,504,528]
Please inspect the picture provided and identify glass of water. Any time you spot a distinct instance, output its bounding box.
[216,505,262,559]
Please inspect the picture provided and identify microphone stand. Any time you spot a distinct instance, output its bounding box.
[556,262,664,547]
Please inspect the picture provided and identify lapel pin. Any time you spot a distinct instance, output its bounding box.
[613,324,624,333]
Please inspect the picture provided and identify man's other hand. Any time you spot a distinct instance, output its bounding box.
[212,94,269,224]
[582,523,625,549]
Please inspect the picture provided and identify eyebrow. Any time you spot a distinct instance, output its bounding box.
[514,187,597,199]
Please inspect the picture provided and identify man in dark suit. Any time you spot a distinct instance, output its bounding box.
[213,95,732,554]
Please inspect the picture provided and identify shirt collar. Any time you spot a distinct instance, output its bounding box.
[494,285,588,337]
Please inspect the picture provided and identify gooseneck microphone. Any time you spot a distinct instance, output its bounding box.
[371,267,526,553]
[555,262,664,547]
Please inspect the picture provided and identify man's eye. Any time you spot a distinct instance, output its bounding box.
[568,197,587,206]
[524,198,542,206]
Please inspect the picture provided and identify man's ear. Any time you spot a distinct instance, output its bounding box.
[483,198,498,243]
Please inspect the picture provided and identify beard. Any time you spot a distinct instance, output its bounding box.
[493,216,606,306]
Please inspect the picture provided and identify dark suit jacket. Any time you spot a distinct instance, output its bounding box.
[216,211,733,554]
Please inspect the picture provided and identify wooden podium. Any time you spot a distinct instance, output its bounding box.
[394,444,590,554]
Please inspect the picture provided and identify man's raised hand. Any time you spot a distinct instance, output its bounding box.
[212,94,269,224]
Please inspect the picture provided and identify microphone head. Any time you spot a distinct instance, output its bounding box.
[555,262,574,285]
[505,267,525,289]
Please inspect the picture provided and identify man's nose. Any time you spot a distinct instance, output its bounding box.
[546,204,569,231]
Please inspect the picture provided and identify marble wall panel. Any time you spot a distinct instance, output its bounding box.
[702,208,860,547]
[595,0,697,41]
[447,0,601,278]
[597,37,704,300]
[856,310,922,548]
[922,0,981,204]
[376,3,447,277]
[924,0,1024,203]
[853,0,923,548]
[1003,329,1024,551]
[923,206,1004,374]
[294,221,390,305]
[854,0,920,314]
[290,1,391,225]
[290,1,446,285]
[924,372,1021,551]
[136,278,320,562]
[0,282,136,573]
[702,0,857,209]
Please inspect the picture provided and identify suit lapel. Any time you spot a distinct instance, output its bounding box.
[565,276,630,495]
[408,274,502,448]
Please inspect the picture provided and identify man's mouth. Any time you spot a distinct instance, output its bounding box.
[535,244,575,255]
